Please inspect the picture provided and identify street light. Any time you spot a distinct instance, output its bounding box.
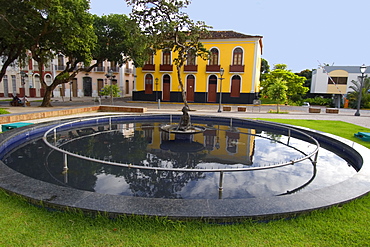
[20,71,26,95]
[69,81,73,101]
[217,68,225,113]
[19,71,26,107]
[354,64,367,116]
[105,69,115,105]
[155,78,159,101]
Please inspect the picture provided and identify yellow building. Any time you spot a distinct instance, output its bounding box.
[133,31,263,104]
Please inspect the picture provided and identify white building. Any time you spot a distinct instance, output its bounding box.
[311,66,369,107]
[0,54,136,99]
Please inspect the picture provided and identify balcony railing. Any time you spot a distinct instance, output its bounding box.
[160,64,173,72]
[206,65,221,72]
[184,65,198,72]
[109,66,120,72]
[55,65,66,71]
[124,68,133,74]
[142,64,155,71]
[94,66,105,72]
[230,65,245,73]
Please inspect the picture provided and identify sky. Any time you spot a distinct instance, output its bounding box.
[89,0,370,73]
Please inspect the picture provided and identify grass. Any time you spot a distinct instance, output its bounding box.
[1,119,370,246]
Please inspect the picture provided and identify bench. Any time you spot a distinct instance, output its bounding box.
[326,108,339,114]
[2,122,33,132]
[237,106,247,112]
[309,107,321,113]
[223,106,231,111]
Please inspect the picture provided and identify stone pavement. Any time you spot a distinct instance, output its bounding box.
[1,96,369,128]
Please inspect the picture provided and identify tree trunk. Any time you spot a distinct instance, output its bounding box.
[176,64,190,109]
[276,103,280,113]
[40,86,55,107]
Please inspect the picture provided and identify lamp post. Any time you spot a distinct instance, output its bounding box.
[155,78,159,101]
[20,71,26,94]
[105,69,115,105]
[69,81,73,101]
[217,68,225,113]
[19,71,26,107]
[355,64,367,116]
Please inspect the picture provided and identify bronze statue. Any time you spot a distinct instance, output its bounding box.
[178,106,190,130]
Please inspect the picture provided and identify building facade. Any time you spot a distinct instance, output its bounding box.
[133,31,263,104]
[0,54,135,99]
[311,66,369,107]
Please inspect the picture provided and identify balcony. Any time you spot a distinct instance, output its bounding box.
[160,64,173,72]
[124,68,133,74]
[109,66,120,72]
[230,65,245,73]
[142,64,155,71]
[206,65,221,72]
[184,65,198,72]
[55,65,66,71]
[94,66,105,72]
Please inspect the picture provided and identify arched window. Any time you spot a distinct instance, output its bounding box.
[57,55,64,70]
[146,51,154,65]
[162,50,171,65]
[209,48,219,65]
[145,74,153,94]
[233,48,243,66]
[45,74,52,86]
[187,48,196,65]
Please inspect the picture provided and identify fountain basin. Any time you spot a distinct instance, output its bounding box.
[0,114,369,222]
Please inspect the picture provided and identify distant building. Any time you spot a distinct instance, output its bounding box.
[133,31,263,104]
[311,66,369,107]
[0,53,135,99]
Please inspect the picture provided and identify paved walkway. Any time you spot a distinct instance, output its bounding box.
[1,97,370,128]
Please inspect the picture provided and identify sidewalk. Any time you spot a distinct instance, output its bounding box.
[1,96,370,129]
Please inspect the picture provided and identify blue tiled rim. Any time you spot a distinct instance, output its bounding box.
[0,114,369,222]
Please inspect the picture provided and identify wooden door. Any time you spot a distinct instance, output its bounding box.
[186,75,195,102]
[162,75,170,101]
[207,75,217,102]
[231,75,241,97]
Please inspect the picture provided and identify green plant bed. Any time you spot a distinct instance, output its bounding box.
[0,108,10,114]
[1,119,370,246]
[267,110,289,114]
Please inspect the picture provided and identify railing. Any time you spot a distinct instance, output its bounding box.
[42,115,320,198]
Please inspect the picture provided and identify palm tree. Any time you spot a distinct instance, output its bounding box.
[347,77,370,109]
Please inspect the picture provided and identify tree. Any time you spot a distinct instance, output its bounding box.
[40,12,148,107]
[260,58,270,81]
[0,1,34,82]
[261,64,308,103]
[264,78,288,113]
[296,69,312,89]
[2,0,148,107]
[29,0,96,107]
[126,0,210,108]
[92,14,149,68]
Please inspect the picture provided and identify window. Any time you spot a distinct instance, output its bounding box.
[328,77,347,84]
[232,48,243,66]
[187,48,196,65]
[162,50,171,65]
[209,48,219,65]
[145,52,154,65]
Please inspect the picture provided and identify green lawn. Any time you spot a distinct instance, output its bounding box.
[1,119,370,246]
[0,108,10,114]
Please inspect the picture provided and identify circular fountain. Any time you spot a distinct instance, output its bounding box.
[1,114,369,221]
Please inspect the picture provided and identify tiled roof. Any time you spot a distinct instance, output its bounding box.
[202,31,263,39]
